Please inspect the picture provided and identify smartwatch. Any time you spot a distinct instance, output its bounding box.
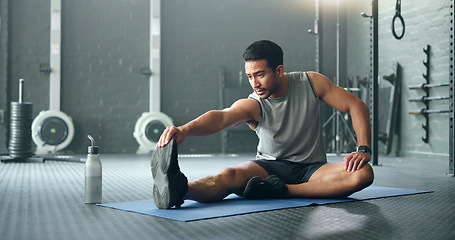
[356,145,372,154]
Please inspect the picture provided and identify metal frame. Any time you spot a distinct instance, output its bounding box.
[369,0,379,165]
[30,0,75,155]
[134,0,174,154]
[50,0,61,111]
[334,0,357,154]
[308,0,320,72]
[335,0,341,154]
[450,0,454,174]
[150,0,161,112]
[317,0,358,154]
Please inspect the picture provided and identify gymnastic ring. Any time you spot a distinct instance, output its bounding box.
[392,14,405,40]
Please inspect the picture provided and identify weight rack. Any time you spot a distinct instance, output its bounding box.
[408,45,450,143]
[450,0,454,175]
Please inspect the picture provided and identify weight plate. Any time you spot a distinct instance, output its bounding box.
[38,117,69,145]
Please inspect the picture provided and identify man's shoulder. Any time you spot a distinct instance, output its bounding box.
[285,71,306,81]
[230,98,261,125]
[231,98,261,112]
[247,92,260,100]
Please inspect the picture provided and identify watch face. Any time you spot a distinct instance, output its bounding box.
[357,146,371,153]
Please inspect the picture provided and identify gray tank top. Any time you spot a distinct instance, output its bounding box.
[248,72,327,164]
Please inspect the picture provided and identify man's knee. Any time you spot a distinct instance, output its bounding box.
[217,167,237,182]
[216,167,243,188]
[354,164,374,189]
[216,167,255,191]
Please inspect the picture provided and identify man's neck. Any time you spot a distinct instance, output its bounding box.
[270,74,290,99]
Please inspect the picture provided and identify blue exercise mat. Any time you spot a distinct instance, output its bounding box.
[98,186,431,222]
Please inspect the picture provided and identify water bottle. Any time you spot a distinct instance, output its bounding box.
[85,135,102,204]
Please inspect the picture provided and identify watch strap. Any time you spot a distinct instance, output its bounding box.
[356,145,372,153]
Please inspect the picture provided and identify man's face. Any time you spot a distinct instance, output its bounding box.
[245,59,281,99]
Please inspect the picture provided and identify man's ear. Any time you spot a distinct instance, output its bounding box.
[275,65,284,77]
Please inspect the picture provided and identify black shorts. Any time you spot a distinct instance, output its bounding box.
[252,159,326,184]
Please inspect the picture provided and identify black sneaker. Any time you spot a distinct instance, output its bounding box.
[243,175,288,199]
[151,139,188,209]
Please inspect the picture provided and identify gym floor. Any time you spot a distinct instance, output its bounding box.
[0,154,453,240]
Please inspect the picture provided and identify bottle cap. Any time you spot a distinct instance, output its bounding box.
[87,135,99,154]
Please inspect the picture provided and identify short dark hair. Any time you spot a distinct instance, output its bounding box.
[243,40,283,71]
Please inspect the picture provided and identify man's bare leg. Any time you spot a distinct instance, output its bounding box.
[184,161,269,203]
[286,162,374,198]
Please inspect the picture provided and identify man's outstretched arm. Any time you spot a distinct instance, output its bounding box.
[157,99,260,147]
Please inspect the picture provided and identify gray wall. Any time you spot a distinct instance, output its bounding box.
[0,0,452,158]
[0,0,317,154]
[0,0,8,154]
[346,0,451,158]
[160,0,317,153]
[4,0,150,154]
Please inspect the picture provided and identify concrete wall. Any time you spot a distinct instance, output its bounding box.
[0,0,317,154]
[346,0,451,158]
[160,0,317,153]
[1,0,452,158]
[0,0,8,154]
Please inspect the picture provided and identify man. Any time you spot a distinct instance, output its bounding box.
[151,40,374,209]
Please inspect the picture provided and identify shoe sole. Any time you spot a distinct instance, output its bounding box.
[243,175,287,199]
[243,176,262,199]
[151,139,178,209]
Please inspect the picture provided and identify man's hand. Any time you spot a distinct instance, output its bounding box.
[157,126,186,148]
[343,152,371,172]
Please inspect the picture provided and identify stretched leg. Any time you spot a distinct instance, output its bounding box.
[184,161,269,203]
[286,162,374,198]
